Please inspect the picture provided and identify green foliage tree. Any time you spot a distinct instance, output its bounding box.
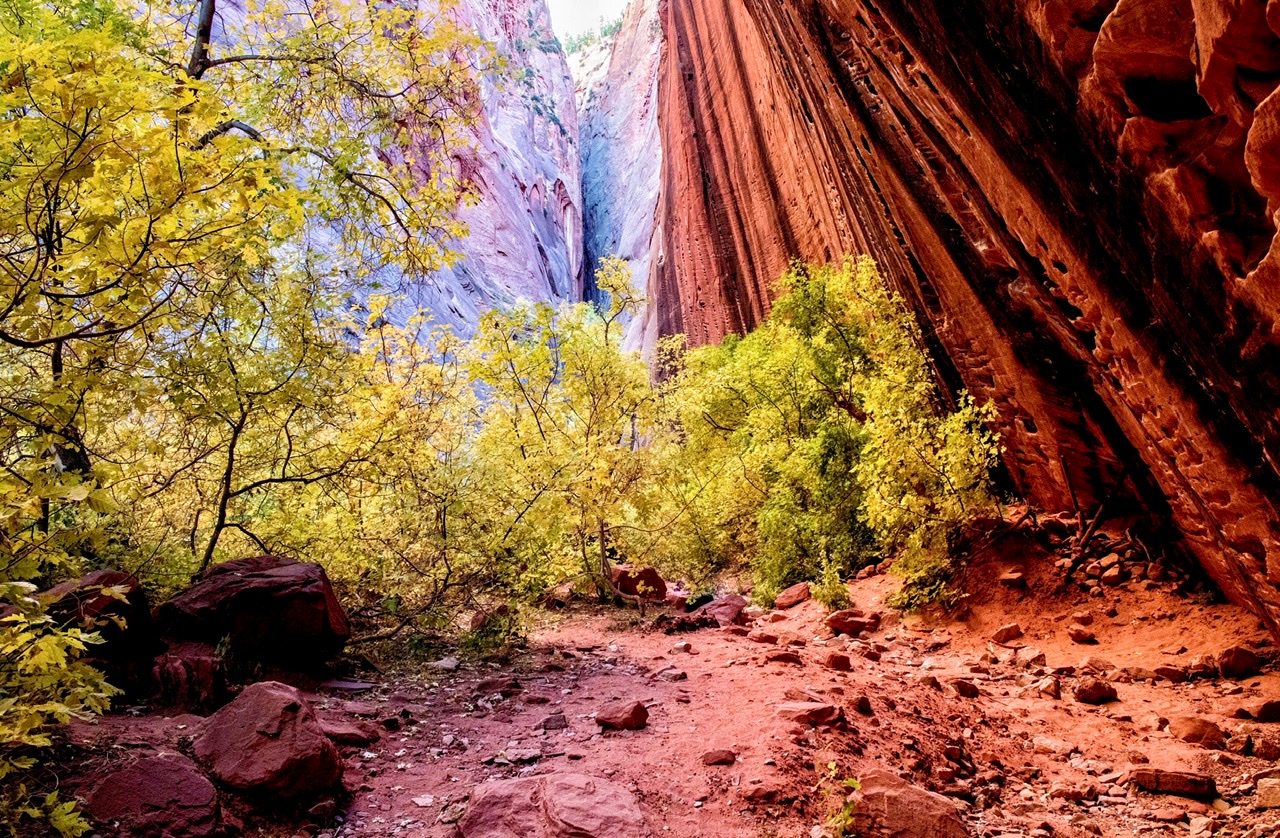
[654,257,1001,607]
[466,257,659,599]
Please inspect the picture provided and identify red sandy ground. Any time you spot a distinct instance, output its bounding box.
[67,545,1280,837]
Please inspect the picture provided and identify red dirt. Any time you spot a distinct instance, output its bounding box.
[64,543,1280,837]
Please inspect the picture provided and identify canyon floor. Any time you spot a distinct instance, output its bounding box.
[65,539,1280,838]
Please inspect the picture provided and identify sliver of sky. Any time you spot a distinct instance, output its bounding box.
[546,0,631,38]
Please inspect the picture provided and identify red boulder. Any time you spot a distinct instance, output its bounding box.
[41,569,159,689]
[696,594,749,626]
[596,700,649,731]
[773,582,811,609]
[158,556,350,668]
[851,768,969,837]
[610,565,667,601]
[826,609,880,637]
[192,681,341,799]
[86,753,221,837]
[151,640,227,711]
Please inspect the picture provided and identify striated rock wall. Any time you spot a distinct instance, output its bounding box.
[574,0,665,350]
[205,0,583,331]
[654,0,1280,630]
[421,0,583,331]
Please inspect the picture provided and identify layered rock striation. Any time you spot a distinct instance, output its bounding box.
[575,0,665,350]
[652,0,1280,630]
[422,0,584,329]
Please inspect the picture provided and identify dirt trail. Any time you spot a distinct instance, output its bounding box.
[66,546,1280,837]
[300,562,1280,837]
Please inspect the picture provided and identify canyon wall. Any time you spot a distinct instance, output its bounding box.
[421,0,583,331]
[207,0,583,331]
[575,0,664,350]
[653,0,1280,630]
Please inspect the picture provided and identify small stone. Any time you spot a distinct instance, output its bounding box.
[1257,777,1280,808]
[765,650,804,666]
[595,701,648,732]
[1067,625,1097,644]
[1168,717,1225,749]
[1033,736,1074,757]
[427,656,460,672]
[825,610,879,637]
[1073,677,1117,705]
[701,749,737,766]
[1049,782,1091,801]
[1101,566,1125,586]
[1154,665,1189,684]
[992,623,1023,643]
[537,713,568,731]
[998,571,1026,588]
[747,630,779,645]
[1149,806,1186,822]
[1035,677,1062,699]
[1250,699,1280,722]
[951,679,980,699]
[822,652,852,672]
[775,702,843,727]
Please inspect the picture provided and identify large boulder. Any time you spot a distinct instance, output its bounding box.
[85,753,221,837]
[851,768,971,837]
[456,773,647,837]
[611,565,667,601]
[695,594,749,626]
[157,556,350,667]
[192,681,341,799]
[41,569,159,689]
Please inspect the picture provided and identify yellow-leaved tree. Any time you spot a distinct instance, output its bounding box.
[467,257,661,599]
[652,257,1002,608]
[0,0,489,829]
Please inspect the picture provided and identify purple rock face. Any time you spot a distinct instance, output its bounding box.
[199,0,584,334]
[421,0,585,331]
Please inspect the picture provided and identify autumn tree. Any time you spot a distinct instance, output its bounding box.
[467,258,660,599]
[655,258,1001,607]
[0,0,489,827]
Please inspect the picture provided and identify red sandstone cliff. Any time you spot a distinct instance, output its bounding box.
[651,0,1280,631]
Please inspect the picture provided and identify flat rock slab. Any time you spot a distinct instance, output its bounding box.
[775,701,843,726]
[1129,769,1218,800]
[86,753,221,838]
[456,773,648,837]
[852,768,971,837]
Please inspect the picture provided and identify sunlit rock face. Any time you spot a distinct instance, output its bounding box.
[420,0,583,330]
[206,0,583,331]
[651,0,1280,631]
[574,0,664,351]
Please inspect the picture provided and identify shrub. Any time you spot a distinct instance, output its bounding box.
[654,257,1000,607]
